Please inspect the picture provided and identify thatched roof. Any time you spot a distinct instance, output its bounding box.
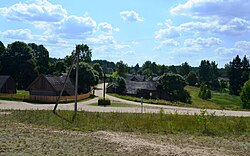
[125,80,157,95]
[0,76,12,89]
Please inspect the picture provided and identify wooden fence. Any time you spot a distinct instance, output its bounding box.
[0,92,91,103]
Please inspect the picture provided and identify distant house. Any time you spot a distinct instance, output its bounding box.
[0,76,16,94]
[125,75,146,82]
[125,80,158,99]
[218,77,229,82]
[107,75,159,99]
[27,74,75,96]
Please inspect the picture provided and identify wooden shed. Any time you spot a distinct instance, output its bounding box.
[0,76,16,94]
[27,74,75,96]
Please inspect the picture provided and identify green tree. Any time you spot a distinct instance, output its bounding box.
[198,83,212,100]
[228,55,243,95]
[93,63,103,79]
[186,71,197,86]
[158,73,191,103]
[5,41,38,89]
[241,79,250,109]
[70,62,98,93]
[116,60,127,77]
[54,60,66,75]
[78,44,92,63]
[0,41,6,73]
[198,60,212,85]
[179,62,192,77]
[28,43,49,74]
[111,76,126,94]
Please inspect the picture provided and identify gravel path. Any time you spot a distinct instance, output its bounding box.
[0,83,250,116]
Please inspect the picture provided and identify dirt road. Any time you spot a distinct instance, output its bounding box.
[0,83,250,116]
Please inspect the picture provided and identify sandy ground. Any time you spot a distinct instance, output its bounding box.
[0,83,250,116]
[1,121,247,156]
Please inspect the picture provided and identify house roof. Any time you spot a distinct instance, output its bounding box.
[0,75,11,89]
[125,75,145,82]
[125,80,157,95]
[28,74,75,95]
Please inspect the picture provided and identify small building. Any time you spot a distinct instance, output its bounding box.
[27,74,75,96]
[125,75,146,82]
[0,76,16,94]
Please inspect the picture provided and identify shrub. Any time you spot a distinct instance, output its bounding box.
[199,83,212,100]
[240,79,250,109]
[98,98,111,106]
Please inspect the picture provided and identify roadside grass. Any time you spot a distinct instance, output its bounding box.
[89,102,137,107]
[185,86,242,110]
[109,86,244,111]
[0,90,29,102]
[5,110,250,137]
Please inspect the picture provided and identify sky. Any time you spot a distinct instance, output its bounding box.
[0,0,250,67]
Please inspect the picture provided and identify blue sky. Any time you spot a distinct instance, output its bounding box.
[0,0,249,67]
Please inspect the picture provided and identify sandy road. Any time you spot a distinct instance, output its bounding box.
[0,83,250,116]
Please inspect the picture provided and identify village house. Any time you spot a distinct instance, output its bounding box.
[27,74,75,96]
[107,75,159,99]
[0,75,16,94]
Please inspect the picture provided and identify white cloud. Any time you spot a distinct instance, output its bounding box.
[1,29,34,40]
[56,15,96,39]
[155,39,179,50]
[155,27,180,39]
[171,0,250,21]
[98,22,113,34]
[184,37,222,48]
[216,41,250,60]
[120,10,144,22]
[0,0,67,22]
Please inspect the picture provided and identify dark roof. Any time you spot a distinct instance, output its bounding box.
[28,74,75,95]
[125,75,145,82]
[45,75,75,95]
[125,80,157,95]
[0,76,11,89]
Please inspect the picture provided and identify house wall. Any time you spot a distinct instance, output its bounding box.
[137,89,158,99]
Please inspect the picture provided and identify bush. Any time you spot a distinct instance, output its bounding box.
[240,79,250,109]
[98,98,111,106]
[186,71,197,86]
[199,83,212,100]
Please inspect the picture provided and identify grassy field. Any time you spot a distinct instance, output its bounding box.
[1,110,249,155]
[109,86,244,110]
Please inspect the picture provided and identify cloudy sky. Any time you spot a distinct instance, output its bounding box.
[0,0,249,67]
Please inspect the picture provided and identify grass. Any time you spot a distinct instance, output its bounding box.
[89,102,137,107]
[185,86,242,110]
[109,86,244,111]
[3,109,250,137]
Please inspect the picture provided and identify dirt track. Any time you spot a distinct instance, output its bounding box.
[0,83,250,116]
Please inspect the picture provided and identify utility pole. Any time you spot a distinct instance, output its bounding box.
[103,73,106,99]
[74,45,80,113]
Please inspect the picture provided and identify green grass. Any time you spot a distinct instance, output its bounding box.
[89,102,137,107]
[4,110,250,137]
[16,90,29,96]
[185,86,242,110]
[109,86,244,111]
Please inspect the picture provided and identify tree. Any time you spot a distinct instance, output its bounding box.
[179,62,192,77]
[198,83,212,100]
[198,60,212,85]
[5,41,38,89]
[54,60,66,75]
[70,62,98,93]
[93,63,103,79]
[28,43,49,74]
[227,55,250,95]
[186,71,197,86]
[79,44,92,63]
[111,76,126,94]
[158,73,191,103]
[134,63,140,74]
[0,41,5,73]
[240,79,250,109]
[116,60,127,77]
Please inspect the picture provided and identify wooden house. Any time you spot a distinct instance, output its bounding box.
[27,74,75,96]
[0,76,16,94]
